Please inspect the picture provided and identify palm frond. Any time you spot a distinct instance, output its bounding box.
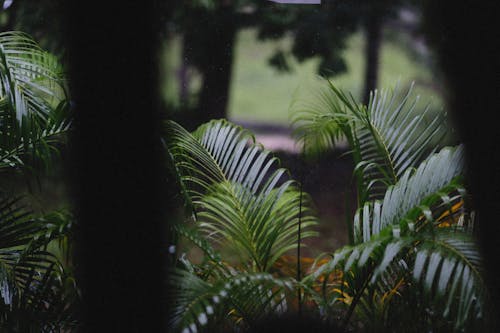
[291,79,447,203]
[197,181,317,271]
[290,78,353,156]
[168,268,295,333]
[0,31,66,124]
[0,196,43,250]
[413,231,484,329]
[166,119,318,271]
[0,195,72,252]
[353,145,465,243]
[0,31,75,330]
[307,223,483,331]
[0,31,70,173]
[1,251,78,331]
[301,143,477,330]
[166,119,284,200]
[0,194,77,329]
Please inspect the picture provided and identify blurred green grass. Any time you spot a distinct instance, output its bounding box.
[163,27,446,126]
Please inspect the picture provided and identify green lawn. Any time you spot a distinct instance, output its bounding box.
[229,28,444,125]
[163,27,445,127]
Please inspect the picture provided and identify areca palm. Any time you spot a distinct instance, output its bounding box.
[0,31,76,330]
[0,31,70,172]
[165,119,319,331]
[304,148,482,330]
[166,119,318,272]
[291,79,445,205]
[293,79,485,331]
[166,76,488,331]
[168,268,295,332]
[0,194,78,330]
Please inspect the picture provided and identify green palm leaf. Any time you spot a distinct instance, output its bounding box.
[302,142,481,331]
[0,31,75,330]
[413,231,484,329]
[166,119,318,271]
[1,251,78,331]
[354,145,466,243]
[168,268,295,333]
[0,31,66,123]
[166,119,284,200]
[0,194,77,329]
[291,79,446,203]
[308,227,484,331]
[0,31,70,172]
[290,79,352,156]
[198,181,317,271]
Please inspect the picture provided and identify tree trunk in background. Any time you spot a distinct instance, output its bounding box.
[196,6,237,125]
[362,11,383,105]
[178,37,191,105]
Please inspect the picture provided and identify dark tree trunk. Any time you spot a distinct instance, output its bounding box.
[196,6,237,125]
[362,11,383,105]
[66,1,170,331]
[423,0,500,329]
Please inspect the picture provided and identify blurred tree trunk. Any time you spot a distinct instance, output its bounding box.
[178,38,191,105]
[196,6,237,125]
[362,10,383,105]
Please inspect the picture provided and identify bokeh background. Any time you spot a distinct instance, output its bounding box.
[1,0,457,256]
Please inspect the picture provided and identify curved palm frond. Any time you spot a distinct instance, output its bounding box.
[198,181,317,271]
[296,131,480,330]
[0,195,72,253]
[307,226,484,331]
[412,231,484,329]
[0,194,77,329]
[168,268,295,333]
[354,145,466,243]
[166,119,283,200]
[291,79,447,203]
[0,31,75,330]
[1,251,78,331]
[290,78,353,156]
[0,31,70,172]
[166,119,318,271]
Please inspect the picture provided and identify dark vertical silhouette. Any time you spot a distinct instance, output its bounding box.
[178,3,238,129]
[362,10,383,105]
[195,5,237,124]
[65,1,170,331]
[422,0,500,328]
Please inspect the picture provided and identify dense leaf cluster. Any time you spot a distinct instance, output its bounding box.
[0,31,76,331]
[168,78,486,332]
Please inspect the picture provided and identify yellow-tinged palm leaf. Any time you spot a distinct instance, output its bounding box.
[436,199,465,227]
